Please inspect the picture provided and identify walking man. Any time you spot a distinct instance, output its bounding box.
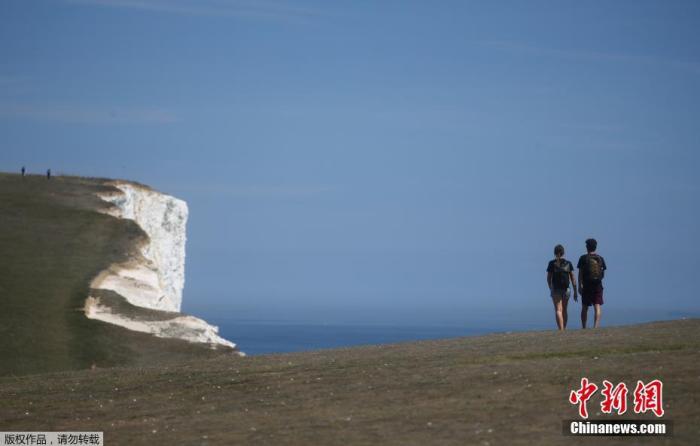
[21,166,25,177]
[46,168,51,180]
[577,238,607,328]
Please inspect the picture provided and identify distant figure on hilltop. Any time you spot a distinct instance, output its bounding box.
[577,238,607,329]
[46,168,51,180]
[21,166,25,177]
[546,244,577,331]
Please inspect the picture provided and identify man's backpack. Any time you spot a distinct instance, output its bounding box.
[551,260,571,290]
[583,254,604,284]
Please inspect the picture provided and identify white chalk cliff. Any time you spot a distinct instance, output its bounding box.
[85,181,238,351]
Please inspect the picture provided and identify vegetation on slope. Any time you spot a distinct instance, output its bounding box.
[0,173,225,376]
[1,319,698,445]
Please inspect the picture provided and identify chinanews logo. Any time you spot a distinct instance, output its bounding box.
[563,378,672,436]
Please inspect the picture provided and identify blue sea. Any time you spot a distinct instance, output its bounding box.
[216,322,494,355]
[190,308,699,356]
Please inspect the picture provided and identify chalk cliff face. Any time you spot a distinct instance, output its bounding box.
[93,183,187,312]
[86,182,238,351]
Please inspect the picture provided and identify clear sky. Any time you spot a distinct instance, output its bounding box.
[2,1,699,327]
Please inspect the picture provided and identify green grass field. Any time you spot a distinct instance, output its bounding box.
[0,173,225,376]
[1,319,698,445]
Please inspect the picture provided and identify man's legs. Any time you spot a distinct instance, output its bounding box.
[593,304,602,328]
[581,304,589,329]
[553,298,564,331]
[562,297,569,329]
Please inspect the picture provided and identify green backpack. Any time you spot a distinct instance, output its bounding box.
[583,254,603,283]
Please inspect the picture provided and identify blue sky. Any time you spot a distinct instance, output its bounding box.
[1,0,699,327]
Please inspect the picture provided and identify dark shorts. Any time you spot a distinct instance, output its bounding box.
[582,284,604,306]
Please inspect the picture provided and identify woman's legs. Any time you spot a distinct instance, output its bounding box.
[552,297,564,330]
[562,296,569,329]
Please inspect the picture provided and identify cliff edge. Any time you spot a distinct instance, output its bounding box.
[0,173,238,377]
[85,181,236,349]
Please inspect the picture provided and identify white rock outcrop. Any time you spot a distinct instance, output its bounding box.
[86,181,238,351]
[84,296,236,349]
[93,182,187,312]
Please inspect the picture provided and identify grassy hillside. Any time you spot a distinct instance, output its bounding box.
[1,319,698,445]
[0,173,226,376]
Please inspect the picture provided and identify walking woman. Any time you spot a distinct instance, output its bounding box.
[546,244,578,330]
